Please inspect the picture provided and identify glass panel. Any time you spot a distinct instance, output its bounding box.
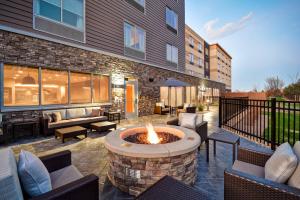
[176,87,183,106]
[186,87,191,104]
[41,69,68,105]
[37,0,61,22]
[3,65,39,106]
[136,27,145,51]
[166,44,172,62]
[172,46,178,64]
[160,87,169,105]
[70,72,91,103]
[170,87,176,107]
[166,7,178,30]
[134,0,145,7]
[93,75,109,102]
[62,0,83,29]
[191,86,197,104]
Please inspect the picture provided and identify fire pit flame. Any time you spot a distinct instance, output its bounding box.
[145,123,161,144]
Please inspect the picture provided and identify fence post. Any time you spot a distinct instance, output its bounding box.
[271,97,276,150]
[219,97,222,128]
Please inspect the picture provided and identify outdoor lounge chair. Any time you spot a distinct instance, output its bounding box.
[154,102,170,115]
[224,146,300,200]
[137,176,209,200]
[0,148,99,200]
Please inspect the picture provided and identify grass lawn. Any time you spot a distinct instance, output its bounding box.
[264,111,300,144]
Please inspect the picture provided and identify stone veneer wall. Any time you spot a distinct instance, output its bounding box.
[107,149,198,196]
[0,30,224,138]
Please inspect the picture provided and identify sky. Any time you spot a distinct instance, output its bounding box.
[185,0,300,91]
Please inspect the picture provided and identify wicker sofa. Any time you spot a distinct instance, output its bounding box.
[224,146,300,200]
[41,107,108,136]
[166,117,207,147]
[0,148,99,200]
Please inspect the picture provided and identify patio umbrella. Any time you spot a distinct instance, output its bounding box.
[153,78,190,115]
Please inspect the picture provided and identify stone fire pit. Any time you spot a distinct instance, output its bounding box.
[104,125,201,196]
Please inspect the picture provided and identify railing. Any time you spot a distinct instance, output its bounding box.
[219,97,300,150]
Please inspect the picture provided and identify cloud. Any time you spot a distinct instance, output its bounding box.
[204,12,253,40]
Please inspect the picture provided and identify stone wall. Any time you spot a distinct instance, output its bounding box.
[107,149,198,196]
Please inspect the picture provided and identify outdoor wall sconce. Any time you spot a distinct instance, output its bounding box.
[149,78,154,82]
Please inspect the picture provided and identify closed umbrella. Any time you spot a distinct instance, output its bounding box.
[153,78,190,115]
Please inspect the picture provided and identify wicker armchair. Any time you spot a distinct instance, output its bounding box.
[166,118,207,146]
[154,105,170,115]
[224,146,300,200]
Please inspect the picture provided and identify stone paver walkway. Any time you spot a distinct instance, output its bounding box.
[5,106,271,200]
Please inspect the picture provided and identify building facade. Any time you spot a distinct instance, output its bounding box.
[209,44,232,91]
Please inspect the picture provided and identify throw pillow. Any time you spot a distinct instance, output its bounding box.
[18,150,52,197]
[90,109,100,117]
[180,113,197,129]
[99,107,105,116]
[265,142,298,183]
[288,141,300,189]
[52,112,62,122]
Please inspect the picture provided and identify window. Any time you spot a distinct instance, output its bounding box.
[198,43,203,51]
[205,48,209,56]
[70,72,91,103]
[92,75,110,103]
[185,86,196,104]
[35,0,84,30]
[189,36,194,46]
[189,53,194,63]
[3,65,39,106]
[166,44,178,64]
[166,7,178,31]
[41,69,68,105]
[134,0,145,7]
[198,58,203,66]
[124,22,145,52]
[160,87,183,106]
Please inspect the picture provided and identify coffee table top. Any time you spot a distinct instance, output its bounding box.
[208,131,240,144]
[56,126,86,134]
[105,111,120,114]
[91,121,116,127]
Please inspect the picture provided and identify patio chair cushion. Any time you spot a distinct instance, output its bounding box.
[265,142,298,183]
[48,116,107,129]
[66,108,87,119]
[232,160,265,178]
[179,113,203,128]
[50,165,83,189]
[18,150,52,197]
[180,113,197,129]
[0,148,24,200]
[288,141,300,189]
[53,112,62,122]
[85,107,101,116]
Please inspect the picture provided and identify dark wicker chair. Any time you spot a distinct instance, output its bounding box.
[166,118,207,147]
[137,176,209,200]
[224,146,300,200]
[29,150,99,200]
[154,105,170,115]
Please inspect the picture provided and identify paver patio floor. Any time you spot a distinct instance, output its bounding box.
[6,106,271,200]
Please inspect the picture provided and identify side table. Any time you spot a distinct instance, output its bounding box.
[206,131,240,164]
[104,111,121,123]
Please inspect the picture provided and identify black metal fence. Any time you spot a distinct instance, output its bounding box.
[219,97,300,150]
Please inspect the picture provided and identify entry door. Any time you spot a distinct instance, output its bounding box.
[125,80,138,119]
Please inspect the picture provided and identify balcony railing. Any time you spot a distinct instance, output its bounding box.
[219,97,300,150]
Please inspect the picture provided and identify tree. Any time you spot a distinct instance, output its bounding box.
[284,79,300,100]
[264,76,284,97]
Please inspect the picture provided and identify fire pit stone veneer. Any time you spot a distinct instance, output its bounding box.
[104,125,201,196]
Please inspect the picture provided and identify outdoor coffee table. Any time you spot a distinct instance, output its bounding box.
[104,111,121,123]
[55,126,87,143]
[206,131,240,164]
[90,121,117,133]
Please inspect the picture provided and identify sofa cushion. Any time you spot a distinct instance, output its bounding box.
[265,142,297,183]
[233,160,265,178]
[91,109,100,117]
[50,165,83,189]
[180,113,197,129]
[85,107,101,117]
[288,141,300,189]
[18,150,52,197]
[0,148,24,200]
[53,112,62,122]
[48,116,108,129]
[66,108,87,119]
[43,109,67,120]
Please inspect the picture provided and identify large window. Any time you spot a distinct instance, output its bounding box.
[35,0,84,30]
[160,87,183,107]
[3,65,39,106]
[70,72,91,104]
[166,7,178,31]
[2,65,110,107]
[189,53,194,63]
[124,22,145,52]
[93,75,110,103]
[166,44,178,64]
[185,86,197,104]
[41,69,68,105]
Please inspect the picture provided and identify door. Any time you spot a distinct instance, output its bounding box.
[125,80,138,119]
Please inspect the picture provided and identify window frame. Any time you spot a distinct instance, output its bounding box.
[124,21,146,53]
[166,44,178,64]
[0,64,111,111]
